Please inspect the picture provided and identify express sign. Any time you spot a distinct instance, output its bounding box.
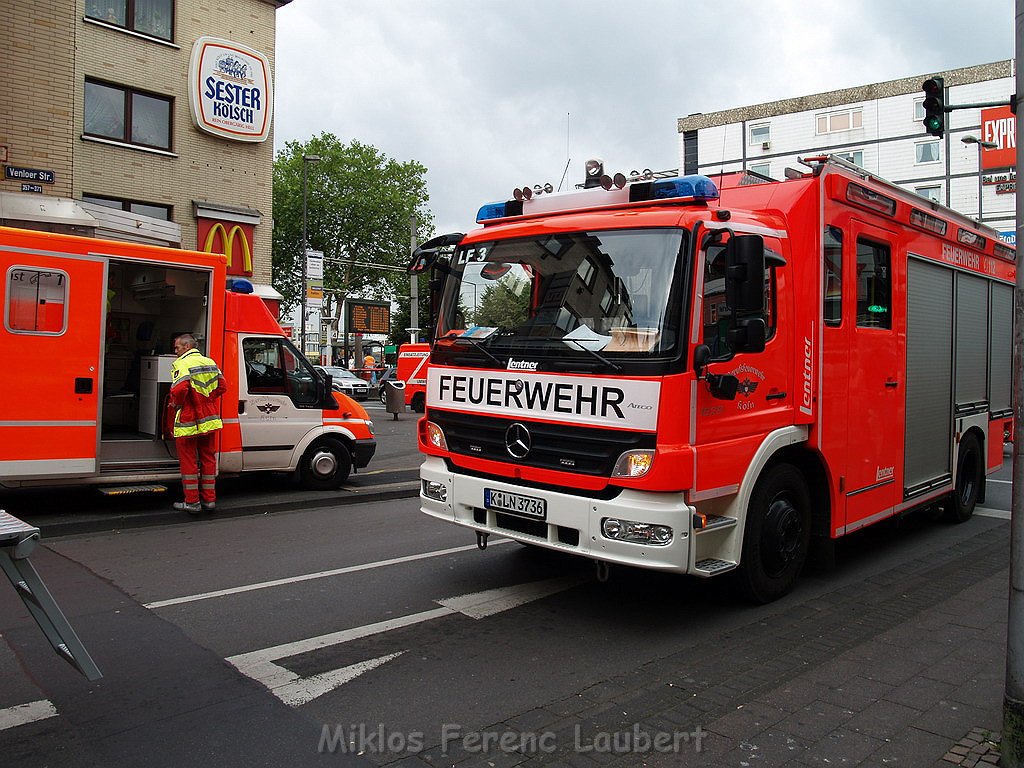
[188,36,273,143]
[981,106,1015,170]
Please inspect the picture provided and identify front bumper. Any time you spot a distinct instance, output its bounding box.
[352,438,376,468]
[418,456,693,572]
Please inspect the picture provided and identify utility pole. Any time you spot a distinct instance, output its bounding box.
[300,154,320,358]
[1005,0,1024,762]
[408,213,420,343]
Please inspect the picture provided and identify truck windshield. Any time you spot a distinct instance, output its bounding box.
[434,228,688,370]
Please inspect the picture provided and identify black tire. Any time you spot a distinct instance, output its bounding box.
[411,392,425,413]
[738,463,811,604]
[379,388,387,405]
[945,432,982,523]
[299,439,352,490]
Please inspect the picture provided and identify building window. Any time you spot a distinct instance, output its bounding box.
[915,141,941,164]
[749,163,771,177]
[84,79,172,151]
[816,109,863,134]
[7,268,68,334]
[835,150,864,167]
[85,0,174,42]
[915,185,941,203]
[749,124,770,145]
[82,194,171,220]
[913,99,926,121]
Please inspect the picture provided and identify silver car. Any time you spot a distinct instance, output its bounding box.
[315,366,371,401]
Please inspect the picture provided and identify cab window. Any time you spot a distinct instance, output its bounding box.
[701,237,778,358]
[6,268,68,334]
[242,337,319,405]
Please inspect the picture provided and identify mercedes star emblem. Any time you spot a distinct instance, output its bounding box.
[504,422,532,459]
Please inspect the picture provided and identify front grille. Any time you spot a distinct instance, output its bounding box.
[432,410,654,476]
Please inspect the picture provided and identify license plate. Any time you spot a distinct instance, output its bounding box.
[484,488,547,520]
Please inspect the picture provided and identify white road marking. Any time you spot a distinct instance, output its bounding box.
[145,539,513,609]
[226,574,587,706]
[0,699,57,731]
[976,506,1011,520]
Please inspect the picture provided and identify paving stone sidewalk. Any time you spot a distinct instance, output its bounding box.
[399,522,1009,768]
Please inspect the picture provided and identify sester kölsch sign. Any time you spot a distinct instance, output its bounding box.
[188,36,273,143]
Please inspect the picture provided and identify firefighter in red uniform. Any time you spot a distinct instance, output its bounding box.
[167,334,227,514]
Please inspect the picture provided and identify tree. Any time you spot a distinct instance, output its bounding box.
[474,276,530,328]
[272,133,434,322]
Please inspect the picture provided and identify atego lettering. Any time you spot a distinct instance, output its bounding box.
[427,367,661,431]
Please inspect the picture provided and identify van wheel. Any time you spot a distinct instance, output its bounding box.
[411,392,425,413]
[945,432,982,523]
[300,439,352,490]
[738,463,811,604]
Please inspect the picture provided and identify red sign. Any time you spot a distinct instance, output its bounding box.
[196,218,255,277]
[981,106,1015,170]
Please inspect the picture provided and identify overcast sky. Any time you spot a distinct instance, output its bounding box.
[274,1,1015,238]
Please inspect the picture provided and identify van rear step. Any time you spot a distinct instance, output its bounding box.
[98,484,168,497]
[693,558,738,577]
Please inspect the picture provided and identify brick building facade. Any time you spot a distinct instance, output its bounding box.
[0,0,290,286]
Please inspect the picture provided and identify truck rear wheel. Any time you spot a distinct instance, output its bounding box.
[738,463,811,604]
[299,438,352,490]
[945,432,982,523]
[411,392,425,413]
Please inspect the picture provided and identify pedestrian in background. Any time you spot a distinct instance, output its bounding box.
[167,334,227,515]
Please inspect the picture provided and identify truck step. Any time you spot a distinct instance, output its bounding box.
[693,513,738,532]
[98,484,168,497]
[693,558,738,577]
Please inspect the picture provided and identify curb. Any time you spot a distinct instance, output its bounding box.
[33,480,420,539]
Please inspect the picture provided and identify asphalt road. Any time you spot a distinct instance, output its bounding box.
[0,447,1014,767]
[0,398,423,536]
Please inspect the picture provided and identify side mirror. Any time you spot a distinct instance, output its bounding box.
[728,317,767,354]
[407,232,465,274]
[694,342,738,400]
[724,234,766,313]
[693,344,711,377]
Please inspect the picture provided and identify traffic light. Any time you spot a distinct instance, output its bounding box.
[921,76,945,138]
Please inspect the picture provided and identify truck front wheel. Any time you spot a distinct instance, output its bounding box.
[738,463,811,604]
[300,438,352,490]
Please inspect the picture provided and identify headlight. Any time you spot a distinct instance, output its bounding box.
[611,450,655,478]
[423,480,448,502]
[601,517,672,546]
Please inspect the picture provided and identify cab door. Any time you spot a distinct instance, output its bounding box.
[0,247,105,480]
[842,220,903,529]
[236,335,323,470]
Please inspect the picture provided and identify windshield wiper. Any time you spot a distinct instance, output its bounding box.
[522,335,622,372]
[441,330,505,367]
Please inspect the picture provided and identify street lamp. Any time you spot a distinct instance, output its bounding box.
[961,135,998,223]
[301,153,321,358]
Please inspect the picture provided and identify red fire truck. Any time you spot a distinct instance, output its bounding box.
[408,156,1015,602]
[0,226,376,493]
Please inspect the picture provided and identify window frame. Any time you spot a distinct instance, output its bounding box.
[815,108,864,135]
[748,123,771,146]
[915,140,941,165]
[84,0,175,42]
[6,267,69,335]
[82,193,172,221]
[915,185,942,203]
[84,78,173,152]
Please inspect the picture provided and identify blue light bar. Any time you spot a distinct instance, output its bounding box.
[227,277,254,294]
[476,201,508,222]
[650,175,719,201]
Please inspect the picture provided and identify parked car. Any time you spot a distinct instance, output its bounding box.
[315,366,371,401]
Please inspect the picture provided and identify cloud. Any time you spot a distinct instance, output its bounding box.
[275,0,1014,235]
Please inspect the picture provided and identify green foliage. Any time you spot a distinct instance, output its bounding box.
[272,133,434,317]
[474,276,530,328]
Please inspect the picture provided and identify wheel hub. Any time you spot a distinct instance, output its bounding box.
[310,449,337,478]
[762,496,802,577]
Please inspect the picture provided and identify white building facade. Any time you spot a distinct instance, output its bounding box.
[677,60,1015,243]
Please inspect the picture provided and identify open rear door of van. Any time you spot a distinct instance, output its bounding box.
[0,241,105,482]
